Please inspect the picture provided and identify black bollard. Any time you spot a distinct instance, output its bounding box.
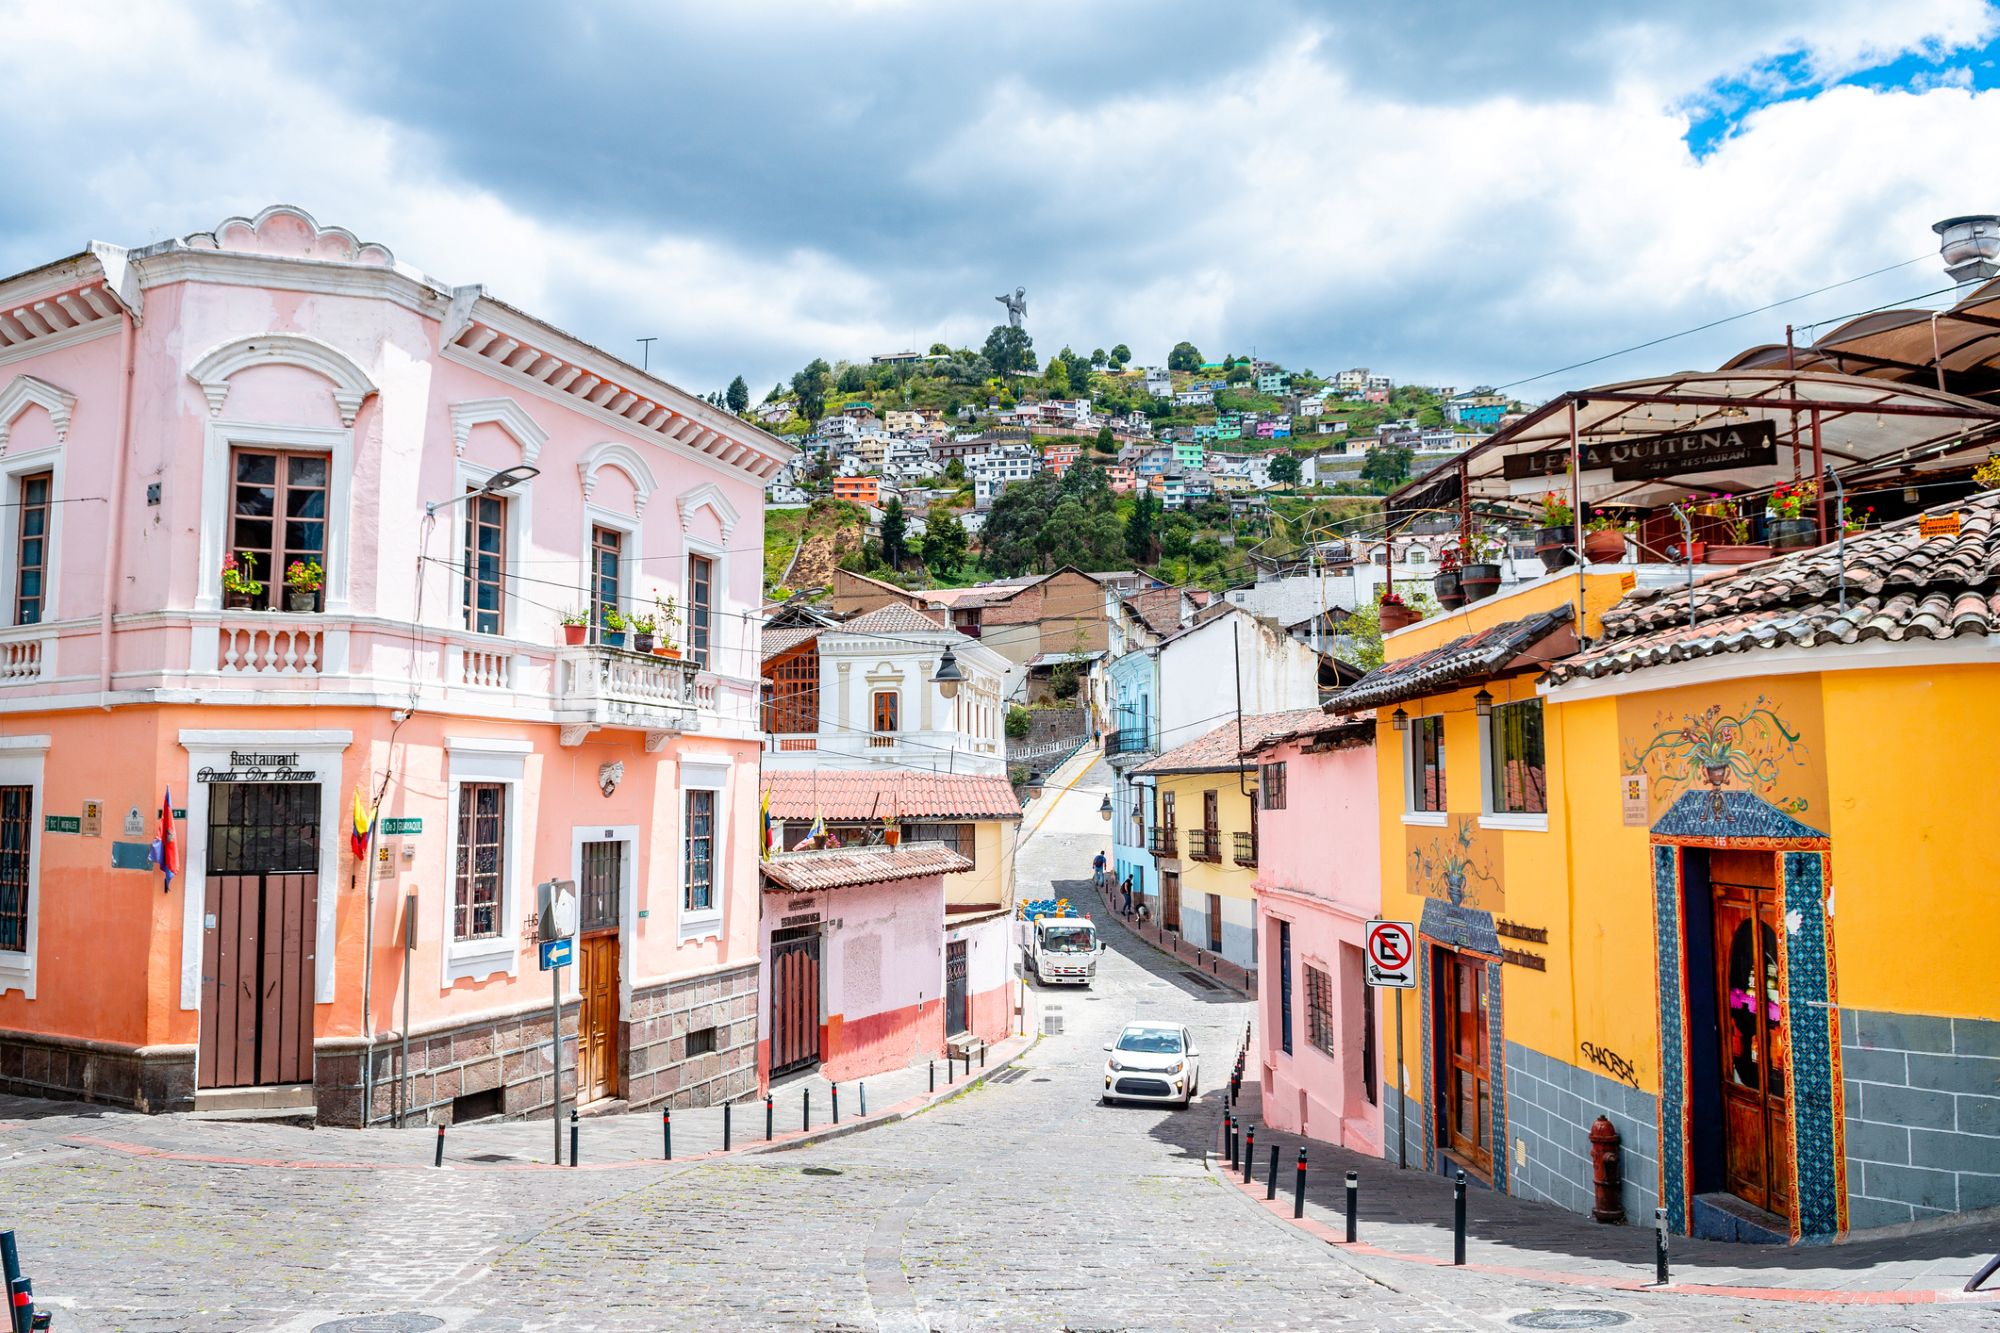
[1266,1143,1279,1200]
[663,1108,672,1161]
[1453,1170,1467,1265]
[1654,1207,1670,1286]
[724,1102,733,1151]
[803,1087,811,1131]
[1218,1110,1229,1158]
[8,1278,28,1333]
[1293,1147,1307,1219]
[832,1083,840,1124]
[434,1122,445,1168]
[569,1109,579,1168]
[1242,1125,1255,1183]
[929,1060,935,1092]
[1344,1171,1358,1243]
[1227,1114,1238,1170]
[980,1041,987,1069]
[0,1232,17,1333]
[766,1095,774,1141]
[859,1082,867,1117]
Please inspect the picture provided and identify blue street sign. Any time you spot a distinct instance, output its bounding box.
[539,937,573,971]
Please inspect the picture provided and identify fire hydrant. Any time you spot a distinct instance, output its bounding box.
[1589,1115,1625,1224]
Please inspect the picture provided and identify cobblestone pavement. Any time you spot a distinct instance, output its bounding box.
[2,752,1997,1329]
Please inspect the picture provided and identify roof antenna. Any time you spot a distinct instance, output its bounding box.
[636,336,657,372]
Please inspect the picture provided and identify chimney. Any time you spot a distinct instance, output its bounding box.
[1933,215,2000,292]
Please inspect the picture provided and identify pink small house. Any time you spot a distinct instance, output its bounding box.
[1247,711,1382,1151]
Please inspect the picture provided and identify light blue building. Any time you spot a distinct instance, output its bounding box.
[1104,645,1159,909]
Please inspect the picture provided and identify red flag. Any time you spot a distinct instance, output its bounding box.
[149,786,178,891]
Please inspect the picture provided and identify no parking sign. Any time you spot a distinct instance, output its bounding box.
[1364,919,1415,988]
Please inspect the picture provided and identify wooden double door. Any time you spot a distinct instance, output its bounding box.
[199,782,320,1090]
[1710,851,1792,1218]
[770,925,823,1077]
[1162,871,1182,933]
[1436,948,1492,1177]
[576,840,623,1106]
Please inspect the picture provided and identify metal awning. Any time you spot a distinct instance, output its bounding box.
[1390,369,2000,526]
[1720,274,2000,397]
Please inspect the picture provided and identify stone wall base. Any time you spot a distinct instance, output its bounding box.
[318,1002,580,1129]
[624,960,760,1109]
[0,1031,193,1113]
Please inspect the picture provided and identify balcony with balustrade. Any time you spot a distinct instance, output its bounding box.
[554,643,709,745]
[1103,726,1157,766]
[1148,824,1178,859]
[1232,830,1258,868]
[1187,827,1221,862]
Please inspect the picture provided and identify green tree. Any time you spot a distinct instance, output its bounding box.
[1093,425,1116,454]
[1043,356,1070,397]
[1158,514,1195,560]
[1360,446,1414,490]
[983,324,1035,378]
[791,358,831,424]
[1125,488,1158,563]
[764,382,783,403]
[944,457,966,483]
[1090,347,1108,367]
[725,375,750,413]
[879,498,909,570]
[929,342,951,356]
[1167,341,1202,372]
[919,510,968,575]
[1269,452,1302,486]
[1110,343,1131,364]
[836,363,866,394]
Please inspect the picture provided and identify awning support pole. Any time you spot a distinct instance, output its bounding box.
[1569,398,1587,643]
[1810,409,1827,534]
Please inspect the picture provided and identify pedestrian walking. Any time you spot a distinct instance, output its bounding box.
[1120,876,1134,917]
[1092,850,1108,891]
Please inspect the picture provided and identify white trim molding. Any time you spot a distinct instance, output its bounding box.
[0,375,76,453]
[0,735,51,999]
[578,441,659,515]
[675,482,741,542]
[186,332,378,426]
[442,734,533,986]
[450,397,548,465]
[676,757,731,944]
[195,419,354,614]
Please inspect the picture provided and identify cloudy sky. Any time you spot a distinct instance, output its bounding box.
[4,1,1999,401]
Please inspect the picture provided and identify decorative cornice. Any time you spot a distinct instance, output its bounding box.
[184,205,395,267]
[578,440,660,514]
[186,332,378,427]
[450,397,547,464]
[676,481,741,540]
[0,374,78,454]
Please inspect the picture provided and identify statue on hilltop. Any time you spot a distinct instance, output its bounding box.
[996,287,1027,328]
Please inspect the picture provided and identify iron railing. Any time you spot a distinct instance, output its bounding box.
[1232,831,1258,867]
[1187,827,1222,862]
[1149,825,1178,858]
[1104,727,1155,759]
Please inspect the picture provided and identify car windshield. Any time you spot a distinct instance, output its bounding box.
[1042,925,1095,953]
[1116,1028,1184,1054]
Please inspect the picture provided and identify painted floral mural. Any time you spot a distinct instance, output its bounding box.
[1408,815,1503,912]
[1620,686,1822,826]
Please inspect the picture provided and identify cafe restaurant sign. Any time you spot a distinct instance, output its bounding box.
[196,751,316,783]
[1503,419,1778,483]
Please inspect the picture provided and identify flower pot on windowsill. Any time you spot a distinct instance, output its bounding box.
[1703,543,1772,566]
[1379,601,1419,633]
[1459,562,1501,602]
[654,644,683,660]
[602,630,627,650]
[287,589,320,613]
[1433,570,1464,610]
[561,623,588,646]
[1534,525,1576,571]
[884,827,901,848]
[1583,529,1628,563]
[1768,517,1818,550]
[223,590,255,610]
[633,632,656,654]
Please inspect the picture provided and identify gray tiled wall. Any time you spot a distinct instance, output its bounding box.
[1382,1086,1423,1169]
[1504,1041,1659,1226]
[1842,1007,2000,1229]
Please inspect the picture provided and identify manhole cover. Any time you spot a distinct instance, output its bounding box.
[312,1317,446,1333]
[802,1166,843,1176]
[1043,1014,1065,1034]
[1508,1312,1632,1330]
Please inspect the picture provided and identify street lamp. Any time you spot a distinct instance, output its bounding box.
[932,646,964,700]
[1474,689,1494,719]
[423,463,541,519]
[1099,791,1113,821]
[1391,707,1409,732]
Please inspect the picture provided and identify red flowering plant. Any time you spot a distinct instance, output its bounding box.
[1378,585,1407,608]
[220,552,263,597]
[1841,501,1875,535]
[1695,492,1749,544]
[1535,491,1574,527]
[1768,480,1817,520]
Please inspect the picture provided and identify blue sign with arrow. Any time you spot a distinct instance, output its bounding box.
[538,937,573,971]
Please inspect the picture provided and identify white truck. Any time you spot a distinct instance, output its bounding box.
[1017,907,1101,986]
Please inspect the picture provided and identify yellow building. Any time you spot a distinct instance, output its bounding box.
[1341,496,2000,1244]
[1133,710,1326,971]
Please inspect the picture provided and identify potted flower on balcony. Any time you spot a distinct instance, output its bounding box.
[1533,490,1576,570]
[881,810,901,849]
[601,607,629,650]
[651,594,683,660]
[1458,532,1503,602]
[629,610,658,655]
[1841,501,1875,536]
[1432,546,1464,610]
[284,558,324,613]
[1582,510,1634,563]
[559,608,589,646]
[221,552,263,609]
[1378,586,1419,633]
[1697,493,1770,565]
[1767,480,1819,550]
[1975,453,2000,492]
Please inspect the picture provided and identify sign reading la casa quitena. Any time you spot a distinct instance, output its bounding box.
[195,751,315,783]
[1503,420,1778,483]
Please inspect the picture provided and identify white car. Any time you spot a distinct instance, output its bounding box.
[1101,1021,1200,1108]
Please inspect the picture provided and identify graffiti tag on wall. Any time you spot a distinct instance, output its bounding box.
[1580,1040,1641,1088]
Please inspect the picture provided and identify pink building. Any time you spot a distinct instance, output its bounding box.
[1246,711,1382,1151]
[0,205,791,1124]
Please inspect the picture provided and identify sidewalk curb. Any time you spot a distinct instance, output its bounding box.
[1214,1165,2000,1307]
[1089,876,1253,998]
[748,1035,1041,1154]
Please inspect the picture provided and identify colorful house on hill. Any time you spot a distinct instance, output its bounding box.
[1339,493,2000,1243]
[1243,709,1381,1152]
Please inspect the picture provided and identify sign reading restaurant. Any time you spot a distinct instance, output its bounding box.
[1503,419,1778,483]
[196,751,316,784]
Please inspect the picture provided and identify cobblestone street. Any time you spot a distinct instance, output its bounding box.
[0,758,1995,1330]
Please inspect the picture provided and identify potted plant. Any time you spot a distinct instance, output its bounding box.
[1533,490,1576,571]
[1841,501,1875,536]
[629,610,658,655]
[1767,481,1819,550]
[651,594,683,659]
[882,810,901,849]
[1458,532,1502,602]
[1378,587,1419,633]
[284,558,324,612]
[1697,494,1770,565]
[1432,546,1464,610]
[1975,453,2000,491]
[221,552,263,609]
[601,606,628,650]
[560,608,589,646]
[1582,510,1633,563]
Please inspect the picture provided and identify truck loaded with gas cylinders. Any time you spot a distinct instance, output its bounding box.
[1016,898,1102,986]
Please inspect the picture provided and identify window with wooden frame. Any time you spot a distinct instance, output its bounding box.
[871,690,898,747]
[228,449,328,611]
[1408,715,1446,813]
[14,472,49,626]
[1304,963,1336,1056]
[0,785,29,953]
[1486,698,1547,816]
[462,492,506,634]
[903,822,975,867]
[1259,760,1287,811]
[762,643,819,735]
[683,788,715,912]
[687,553,714,669]
[453,782,506,941]
[591,525,623,639]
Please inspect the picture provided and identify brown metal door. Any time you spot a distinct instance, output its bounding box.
[1711,851,1790,1217]
[945,939,969,1037]
[771,926,822,1077]
[1162,871,1182,933]
[199,783,319,1090]
[1441,951,1492,1177]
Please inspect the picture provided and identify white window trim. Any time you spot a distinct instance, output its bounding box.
[452,457,534,638]
[684,536,724,674]
[581,502,643,627]
[571,823,638,1010]
[0,445,65,627]
[177,729,352,1010]
[1401,714,1448,826]
[1477,699,1550,832]
[0,735,51,999]
[443,735,532,985]
[677,757,731,943]
[197,419,354,614]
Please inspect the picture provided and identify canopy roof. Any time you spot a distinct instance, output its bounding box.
[1391,370,2000,526]
[1722,274,2000,399]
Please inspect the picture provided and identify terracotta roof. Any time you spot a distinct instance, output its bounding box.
[1133,708,1331,776]
[760,626,820,661]
[1327,603,1576,712]
[1243,710,1375,756]
[1546,495,2000,684]
[761,770,1023,821]
[835,604,947,635]
[760,843,971,892]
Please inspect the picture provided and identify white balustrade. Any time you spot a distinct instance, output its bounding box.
[460,646,514,690]
[219,620,323,676]
[0,637,42,683]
